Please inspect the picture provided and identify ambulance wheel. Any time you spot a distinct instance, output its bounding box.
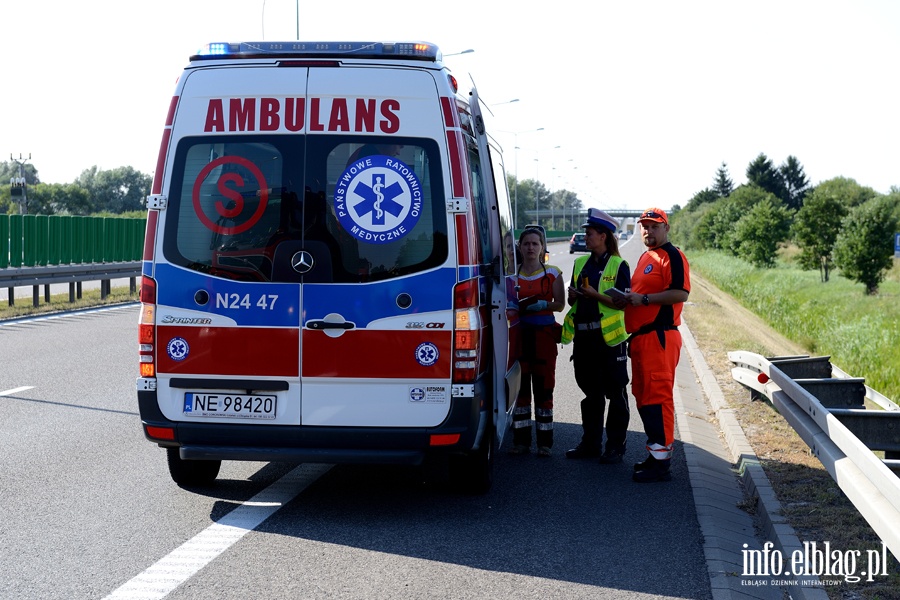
[166,447,221,486]
[451,424,495,495]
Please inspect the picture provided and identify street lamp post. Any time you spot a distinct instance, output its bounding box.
[550,145,562,232]
[443,48,474,57]
[9,153,31,215]
[500,127,544,229]
[534,158,540,228]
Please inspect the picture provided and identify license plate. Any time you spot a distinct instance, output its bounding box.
[183,392,277,420]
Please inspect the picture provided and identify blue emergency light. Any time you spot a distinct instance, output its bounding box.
[192,41,440,61]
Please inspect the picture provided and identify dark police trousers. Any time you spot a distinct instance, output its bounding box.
[572,329,629,453]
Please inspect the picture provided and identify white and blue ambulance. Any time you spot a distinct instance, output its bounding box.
[136,41,521,493]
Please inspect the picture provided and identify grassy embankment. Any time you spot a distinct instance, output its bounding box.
[684,251,900,599]
[690,250,900,404]
[0,286,137,321]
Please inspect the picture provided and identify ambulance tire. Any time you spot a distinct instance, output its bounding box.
[166,447,221,487]
[451,421,496,495]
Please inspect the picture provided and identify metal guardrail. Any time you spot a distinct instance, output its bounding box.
[0,262,141,307]
[729,352,900,562]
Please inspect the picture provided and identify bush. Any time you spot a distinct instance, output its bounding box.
[833,197,899,295]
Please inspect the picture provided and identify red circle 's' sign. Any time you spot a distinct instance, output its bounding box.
[192,156,269,235]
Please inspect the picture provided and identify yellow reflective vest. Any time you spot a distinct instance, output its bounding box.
[561,254,629,346]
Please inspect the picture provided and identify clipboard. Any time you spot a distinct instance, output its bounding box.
[603,287,628,301]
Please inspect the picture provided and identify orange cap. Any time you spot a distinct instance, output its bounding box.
[638,207,668,225]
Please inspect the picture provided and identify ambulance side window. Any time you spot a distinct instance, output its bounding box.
[467,142,490,266]
[488,147,516,276]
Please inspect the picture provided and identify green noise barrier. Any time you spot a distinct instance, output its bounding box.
[0,214,146,269]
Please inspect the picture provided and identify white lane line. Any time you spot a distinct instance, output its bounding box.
[104,463,332,600]
[0,386,34,396]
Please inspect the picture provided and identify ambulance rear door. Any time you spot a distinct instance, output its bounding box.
[298,65,455,429]
[467,87,519,445]
[151,65,312,428]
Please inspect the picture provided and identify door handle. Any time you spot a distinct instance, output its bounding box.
[307,320,355,330]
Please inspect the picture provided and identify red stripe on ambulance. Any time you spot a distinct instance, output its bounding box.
[157,326,299,376]
[142,211,158,261]
[151,96,179,195]
[302,330,451,378]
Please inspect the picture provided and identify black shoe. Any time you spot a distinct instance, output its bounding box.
[632,463,672,483]
[598,448,625,464]
[633,455,655,472]
[565,444,601,459]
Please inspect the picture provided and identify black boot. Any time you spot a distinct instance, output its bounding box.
[632,457,671,482]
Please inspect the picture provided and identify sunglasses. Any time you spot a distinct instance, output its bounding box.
[641,211,663,220]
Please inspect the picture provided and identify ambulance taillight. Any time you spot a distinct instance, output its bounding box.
[452,279,481,384]
[138,276,157,378]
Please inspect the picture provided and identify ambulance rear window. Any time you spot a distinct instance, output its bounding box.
[162,135,447,284]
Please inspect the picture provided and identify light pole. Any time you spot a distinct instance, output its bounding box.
[10,153,31,215]
[551,166,557,231]
[534,158,540,228]
[444,48,474,57]
[550,145,562,232]
[499,127,543,229]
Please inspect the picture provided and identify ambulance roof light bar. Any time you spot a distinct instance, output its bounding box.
[192,41,441,62]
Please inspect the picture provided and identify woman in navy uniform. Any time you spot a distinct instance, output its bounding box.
[563,209,632,464]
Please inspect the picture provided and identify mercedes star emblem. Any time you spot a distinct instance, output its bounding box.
[290,251,314,274]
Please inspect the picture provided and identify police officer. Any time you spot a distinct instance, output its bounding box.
[562,208,632,464]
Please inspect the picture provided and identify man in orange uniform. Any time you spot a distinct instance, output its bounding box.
[622,208,690,483]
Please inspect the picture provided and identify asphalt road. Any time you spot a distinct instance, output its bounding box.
[0,241,713,600]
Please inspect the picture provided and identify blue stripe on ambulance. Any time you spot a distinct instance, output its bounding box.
[153,263,300,327]
[302,267,457,328]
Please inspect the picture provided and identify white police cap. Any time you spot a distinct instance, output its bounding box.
[581,208,619,232]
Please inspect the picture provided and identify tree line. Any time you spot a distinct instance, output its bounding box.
[671,153,900,295]
[0,162,150,217]
[1,160,587,231]
[506,174,582,231]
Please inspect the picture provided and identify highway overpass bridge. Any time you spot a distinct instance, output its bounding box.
[522,208,667,232]
[525,208,645,221]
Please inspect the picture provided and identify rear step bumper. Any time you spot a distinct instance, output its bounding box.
[138,386,487,464]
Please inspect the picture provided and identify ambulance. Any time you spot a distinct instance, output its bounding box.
[136,41,521,493]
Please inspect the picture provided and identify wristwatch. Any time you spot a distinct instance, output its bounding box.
[642,294,650,306]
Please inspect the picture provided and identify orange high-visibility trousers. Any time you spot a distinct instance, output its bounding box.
[630,329,682,458]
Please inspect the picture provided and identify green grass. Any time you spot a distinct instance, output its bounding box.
[690,251,900,403]
[0,286,138,321]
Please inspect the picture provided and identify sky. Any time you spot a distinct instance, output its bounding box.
[4,0,900,211]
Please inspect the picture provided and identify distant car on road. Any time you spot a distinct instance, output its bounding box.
[569,232,586,254]
[618,231,630,240]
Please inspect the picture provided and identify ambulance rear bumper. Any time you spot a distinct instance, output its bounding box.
[137,387,486,466]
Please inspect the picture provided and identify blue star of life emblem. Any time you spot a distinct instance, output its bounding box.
[167,337,189,361]
[334,154,423,245]
[415,342,439,367]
